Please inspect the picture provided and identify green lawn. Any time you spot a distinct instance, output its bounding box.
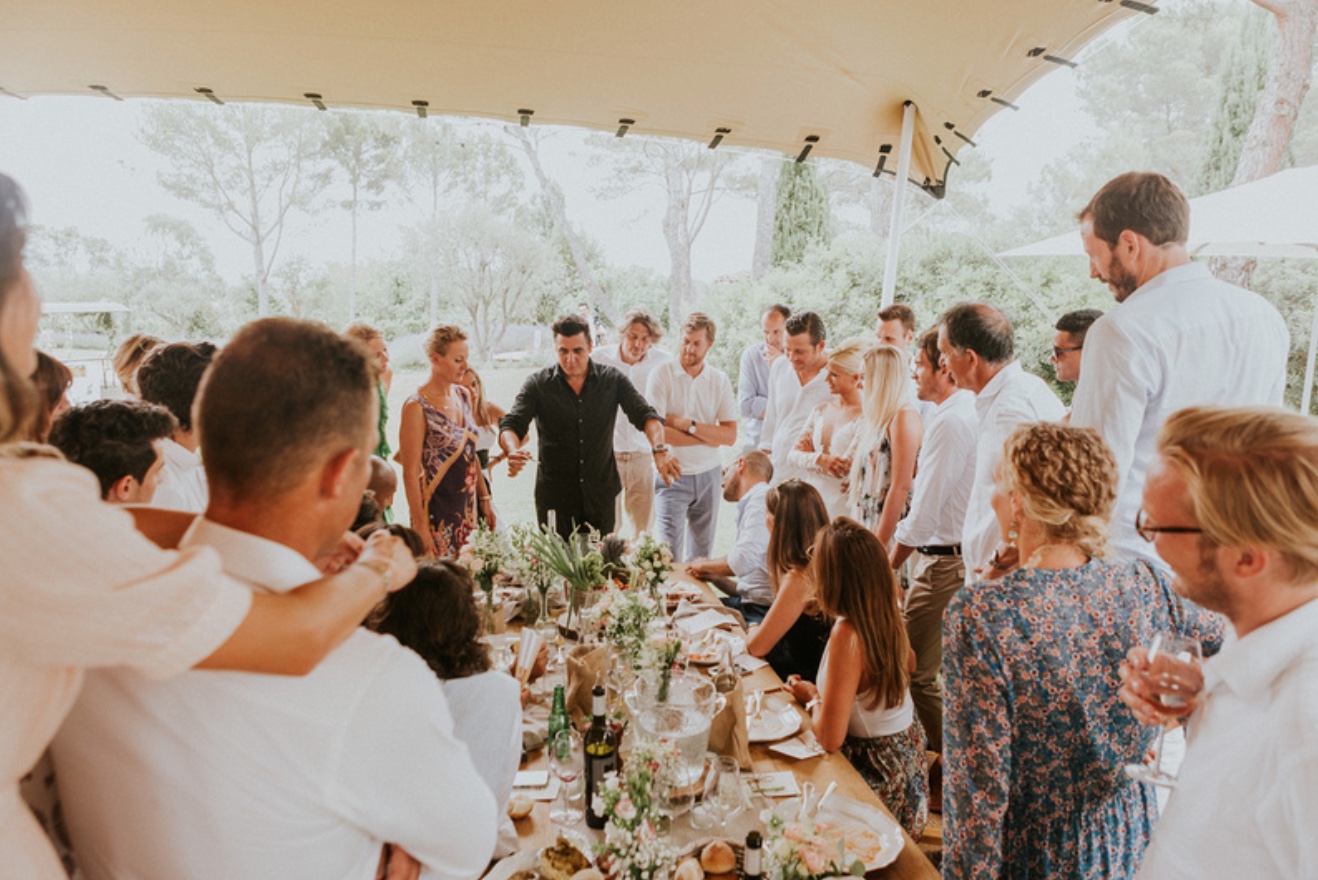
[386,366,738,558]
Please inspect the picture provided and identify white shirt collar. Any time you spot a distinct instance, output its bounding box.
[975,360,1022,407]
[1126,261,1210,302]
[934,388,975,414]
[160,437,202,470]
[1204,595,1318,699]
[181,517,322,595]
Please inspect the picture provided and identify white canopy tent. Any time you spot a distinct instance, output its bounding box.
[0,0,1154,304]
[999,165,1318,410]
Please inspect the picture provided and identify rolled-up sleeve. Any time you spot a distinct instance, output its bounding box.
[498,373,541,441]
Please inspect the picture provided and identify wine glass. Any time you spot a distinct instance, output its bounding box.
[549,729,584,827]
[1123,632,1203,788]
[708,755,746,831]
[688,751,720,830]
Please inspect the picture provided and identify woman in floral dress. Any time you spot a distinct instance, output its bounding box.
[848,344,921,551]
[398,325,495,557]
[942,422,1223,879]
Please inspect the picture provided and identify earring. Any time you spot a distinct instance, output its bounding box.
[1007,522,1019,545]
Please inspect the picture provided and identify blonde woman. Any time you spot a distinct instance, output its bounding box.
[461,367,507,474]
[848,344,922,551]
[111,332,163,397]
[0,174,416,879]
[398,325,494,557]
[788,338,867,518]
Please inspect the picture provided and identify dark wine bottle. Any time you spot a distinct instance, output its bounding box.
[744,830,763,880]
[583,684,618,830]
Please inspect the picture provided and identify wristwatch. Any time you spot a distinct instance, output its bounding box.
[651,444,670,455]
[686,421,698,436]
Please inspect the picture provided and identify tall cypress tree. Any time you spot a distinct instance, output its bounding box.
[1196,10,1271,195]
[770,161,832,268]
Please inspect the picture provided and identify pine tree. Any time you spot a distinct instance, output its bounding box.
[770,161,832,268]
[1197,10,1271,195]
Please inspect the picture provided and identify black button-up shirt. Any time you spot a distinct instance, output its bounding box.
[499,360,659,506]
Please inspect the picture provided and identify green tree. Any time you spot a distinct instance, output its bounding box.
[139,102,330,317]
[770,161,832,267]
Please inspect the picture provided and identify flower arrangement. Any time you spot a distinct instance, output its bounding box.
[457,522,512,630]
[630,532,675,594]
[524,526,607,631]
[507,523,559,623]
[760,809,864,880]
[585,585,660,667]
[592,739,681,880]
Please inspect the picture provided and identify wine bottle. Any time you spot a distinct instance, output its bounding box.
[583,684,618,829]
[744,830,762,880]
[547,684,569,746]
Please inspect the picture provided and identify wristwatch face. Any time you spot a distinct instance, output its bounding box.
[687,422,697,435]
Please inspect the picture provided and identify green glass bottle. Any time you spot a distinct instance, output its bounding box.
[547,684,569,747]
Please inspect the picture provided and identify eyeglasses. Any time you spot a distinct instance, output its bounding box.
[1134,510,1203,543]
[1050,345,1083,360]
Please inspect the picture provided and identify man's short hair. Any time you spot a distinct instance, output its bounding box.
[1080,172,1190,248]
[136,341,218,432]
[878,303,916,334]
[764,304,791,321]
[620,309,664,341]
[916,327,941,370]
[1055,308,1104,344]
[784,311,826,346]
[940,303,1013,365]
[47,399,177,498]
[681,312,718,345]
[552,314,592,345]
[197,319,375,502]
[742,449,774,482]
[1159,405,1318,585]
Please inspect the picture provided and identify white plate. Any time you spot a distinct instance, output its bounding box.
[685,632,746,665]
[746,695,802,743]
[772,794,903,871]
[481,830,593,880]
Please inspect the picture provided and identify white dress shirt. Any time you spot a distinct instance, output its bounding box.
[1071,263,1288,566]
[738,342,773,450]
[760,358,834,483]
[592,344,672,455]
[1137,597,1318,880]
[963,362,1065,581]
[150,437,208,512]
[441,671,522,858]
[727,481,773,607]
[646,359,737,475]
[53,518,497,880]
[894,389,977,549]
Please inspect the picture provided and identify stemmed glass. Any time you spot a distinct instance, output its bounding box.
[548,729,584,828]
[1123,632,1203,788]
[707,755,746,831]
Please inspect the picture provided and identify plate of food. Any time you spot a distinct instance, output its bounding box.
[673,838,742,880]
[481,833,596,880]
[745,694,802,743]
[771,794,903,871]
[684,629,746,665]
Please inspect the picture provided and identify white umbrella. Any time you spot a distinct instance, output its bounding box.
[999,165,1318,410]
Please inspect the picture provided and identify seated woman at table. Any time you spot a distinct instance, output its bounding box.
[785,518,928,839]
[745,479,832,681]
[370,560,523,856]
[940,422,1223,880]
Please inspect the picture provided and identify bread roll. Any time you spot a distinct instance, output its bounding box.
[700,840,736,875]
[674,858,704,880]
[570,869,605,880]
[506,794,534,819]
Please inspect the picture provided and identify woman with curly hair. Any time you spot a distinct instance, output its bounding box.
[941,422,1223,880]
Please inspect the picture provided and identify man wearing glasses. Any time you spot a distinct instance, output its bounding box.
[1049,308,1103,386]
[1071,172,1288,566]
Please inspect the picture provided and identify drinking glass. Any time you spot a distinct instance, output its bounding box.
[1123,632,1203,788]
[688,751,721,830]
[709,755,746,831]
[549,729,584,827]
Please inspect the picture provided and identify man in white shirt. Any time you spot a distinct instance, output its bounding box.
[1049,308,1103,388]
[738,304,789,451]
[592,309,673,537]
[686,451,774,624]
[136,340,216,512]
[877,302,933,422]
[890,328,977,755]
[938,303,1065,582]
[46,399,175,504]
[1120,405,1318,880]
[759,311,833,484]
[54,318,497,880]
[1071,172,1289,565]
[648,312,737,561]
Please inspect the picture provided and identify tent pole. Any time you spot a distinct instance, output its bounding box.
[1303,289,1318,414]
[880,101,916,308]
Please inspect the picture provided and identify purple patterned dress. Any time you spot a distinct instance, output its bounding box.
[411,390,480,557]
[942,560,1223,880]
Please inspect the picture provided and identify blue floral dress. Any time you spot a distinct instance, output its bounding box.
[941,560,1224,880]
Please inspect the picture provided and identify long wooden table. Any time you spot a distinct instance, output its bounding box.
[497,580,938,880]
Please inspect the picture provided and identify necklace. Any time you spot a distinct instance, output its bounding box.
[1023,542,1090,570]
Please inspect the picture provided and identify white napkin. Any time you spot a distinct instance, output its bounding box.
[676,607,735,635]
[746,770,801,798]
[513,776,561,802]
[735,655,769,673]
[768,730,826,761]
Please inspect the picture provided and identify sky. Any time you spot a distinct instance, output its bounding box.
[0,30,1110,290]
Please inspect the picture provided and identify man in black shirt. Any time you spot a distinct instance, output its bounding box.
[499,315,681,538]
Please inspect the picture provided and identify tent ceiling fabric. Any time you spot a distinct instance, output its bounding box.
[1,0,1145,194]
[1000,165,1318,259]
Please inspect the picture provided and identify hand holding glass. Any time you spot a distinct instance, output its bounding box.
[1123,632,1203,788]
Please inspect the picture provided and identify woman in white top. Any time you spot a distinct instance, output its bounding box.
[848,345,922,553]
[788,338,867,519]
[785,518,929,838]
[0,174,417,880]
